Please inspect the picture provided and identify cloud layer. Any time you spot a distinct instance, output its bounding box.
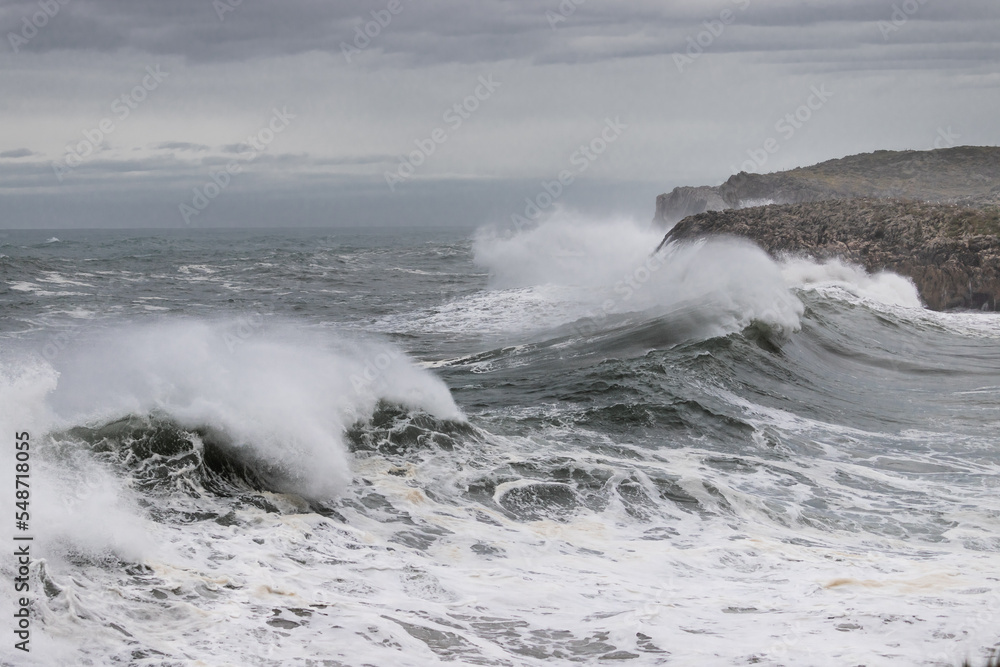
[1,1,999,228]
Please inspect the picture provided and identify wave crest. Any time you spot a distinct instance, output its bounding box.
[43,320,463,501]
[473,215,804,340]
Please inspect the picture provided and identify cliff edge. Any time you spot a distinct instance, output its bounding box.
[655,147,1000,311]
[659,199,1000,311]
[655,146,1000,226]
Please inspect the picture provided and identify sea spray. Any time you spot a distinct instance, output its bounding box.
[473,214,804,339]
[780,255,923,308]
[43,320,462,501]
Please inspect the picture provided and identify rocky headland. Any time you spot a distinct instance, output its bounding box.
[655,146,1000,311]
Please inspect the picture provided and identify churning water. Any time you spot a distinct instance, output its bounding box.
[0,220,998,666]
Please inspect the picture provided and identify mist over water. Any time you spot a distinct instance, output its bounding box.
[1,223,998,666]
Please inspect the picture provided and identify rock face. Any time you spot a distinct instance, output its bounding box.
[659,199,1000,311]
[654,146,1000,226]
[654,186,728,224]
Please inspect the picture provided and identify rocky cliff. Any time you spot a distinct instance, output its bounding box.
[659,198,1000,311]
[655,146,1000,226]
[654,146,1000,311]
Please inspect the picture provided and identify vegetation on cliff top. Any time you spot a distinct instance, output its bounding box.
[655,146,1000,225]
[760,146,1000,206]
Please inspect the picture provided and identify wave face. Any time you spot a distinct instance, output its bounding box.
[1,224,999,666]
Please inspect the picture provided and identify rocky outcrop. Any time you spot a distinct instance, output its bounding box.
[654,146,1000,226]
[658,199,1000,311]
[654,186,728,224]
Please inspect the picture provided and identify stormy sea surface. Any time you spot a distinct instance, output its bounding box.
[0,219,998,667]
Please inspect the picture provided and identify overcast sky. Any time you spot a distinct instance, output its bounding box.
[1,0,998,229]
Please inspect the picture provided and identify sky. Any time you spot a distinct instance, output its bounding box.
[0,0,998,229]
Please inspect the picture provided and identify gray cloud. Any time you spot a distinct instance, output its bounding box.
[2,0,997,67]
[1,1,999,230]
[0,148,35,158]
[153,141,210,152]
[0,172,658,229]
[0,152,387,192]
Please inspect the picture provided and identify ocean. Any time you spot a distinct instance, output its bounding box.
[0,219,998,666]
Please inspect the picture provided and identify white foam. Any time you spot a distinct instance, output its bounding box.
[5,281,89,297]
[3,333,998,667]
[404,214,806,340]
[37,272,94,288]
[8,281,42,293]
[42,320,462,502]
[3,227,998,666]
[739,198,778,208]
[780,256,924,309]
